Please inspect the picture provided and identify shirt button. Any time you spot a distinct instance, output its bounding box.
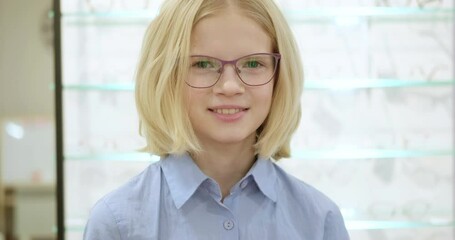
[223,220,235,230]
[240,180,248,189]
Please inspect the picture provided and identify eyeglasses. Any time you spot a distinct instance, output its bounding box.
[186,53,281,88]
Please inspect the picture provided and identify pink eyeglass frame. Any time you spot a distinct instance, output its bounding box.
[187,53,281,88]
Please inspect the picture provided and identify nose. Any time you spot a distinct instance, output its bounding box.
[213,64,245,95]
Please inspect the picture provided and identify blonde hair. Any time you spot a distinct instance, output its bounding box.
[135,0,303,160]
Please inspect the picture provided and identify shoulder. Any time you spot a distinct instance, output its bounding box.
[273,162,339,211]
[83,197,121,240]
[83,162,162,240]
[272,162,350,239]
[103,162,162,204]
[104,161,162,208]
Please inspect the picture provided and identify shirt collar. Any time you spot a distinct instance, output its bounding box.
[246,156,278,203]
[160,153,208,209]
[160,153,278,209]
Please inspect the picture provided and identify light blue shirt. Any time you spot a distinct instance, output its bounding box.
[83,153,350,240]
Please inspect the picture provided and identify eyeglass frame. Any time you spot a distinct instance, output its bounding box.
[186,52,281,89]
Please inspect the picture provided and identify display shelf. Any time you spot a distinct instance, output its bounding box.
[62,9,157,19]
[65,151,157,162]
[346,219,455,230]
[58,79,455,92]
[59,7,453,25]
[61,10,156,25]
[304,79,454,90]
[286,7,453,21]
[64,149,453,161]
[292,148,453,160]
[61,83,134,91]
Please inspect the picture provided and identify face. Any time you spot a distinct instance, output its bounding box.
[184,9,275,149]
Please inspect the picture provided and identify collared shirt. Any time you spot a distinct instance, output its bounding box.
[83,153,350,240]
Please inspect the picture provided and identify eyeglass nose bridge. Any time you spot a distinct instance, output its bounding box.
[214,59,244,88]
[217,59,242,75]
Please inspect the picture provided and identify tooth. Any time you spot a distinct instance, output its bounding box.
[213,109,243,115]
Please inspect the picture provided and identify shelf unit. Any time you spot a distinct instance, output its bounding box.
[54,1,454,239]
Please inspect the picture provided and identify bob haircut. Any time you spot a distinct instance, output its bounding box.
[135,0,303,160]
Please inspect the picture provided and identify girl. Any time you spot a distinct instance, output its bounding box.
[84,0,350,239]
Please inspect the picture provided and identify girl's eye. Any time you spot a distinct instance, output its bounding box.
[194,61,213,68]
[244,60,260,68]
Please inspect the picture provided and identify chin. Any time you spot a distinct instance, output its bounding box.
[211,132,256,145]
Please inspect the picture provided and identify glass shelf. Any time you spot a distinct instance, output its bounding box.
[56,79,454,92]
[65,151,158,162]
[61,10,157,25]
[65,149,453,161]
[60,7,453,25]
[61,83,134,91]
[292,149,453,160]
[346,219,454,230]
[305,79,455,90]
[62,9,158,19]
[286,7,453,22]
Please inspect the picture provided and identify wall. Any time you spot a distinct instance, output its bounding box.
[0,0,54,117]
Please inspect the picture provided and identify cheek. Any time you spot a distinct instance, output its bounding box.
[183,88,197,120]
[263,87,275,122]
[184,89,208,118]
[184,87,198,107]
[186,90,203,104]
[259,85,274,111]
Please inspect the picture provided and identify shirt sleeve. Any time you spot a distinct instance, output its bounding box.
[83,199,122,240]
[323,207,350,240]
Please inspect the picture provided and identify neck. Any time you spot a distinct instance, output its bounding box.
[190,136,257,200]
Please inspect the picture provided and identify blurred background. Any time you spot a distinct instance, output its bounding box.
[0,0,56,239]
[0,0,453,239]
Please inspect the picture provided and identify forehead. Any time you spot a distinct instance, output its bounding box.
[190,9,273,59]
